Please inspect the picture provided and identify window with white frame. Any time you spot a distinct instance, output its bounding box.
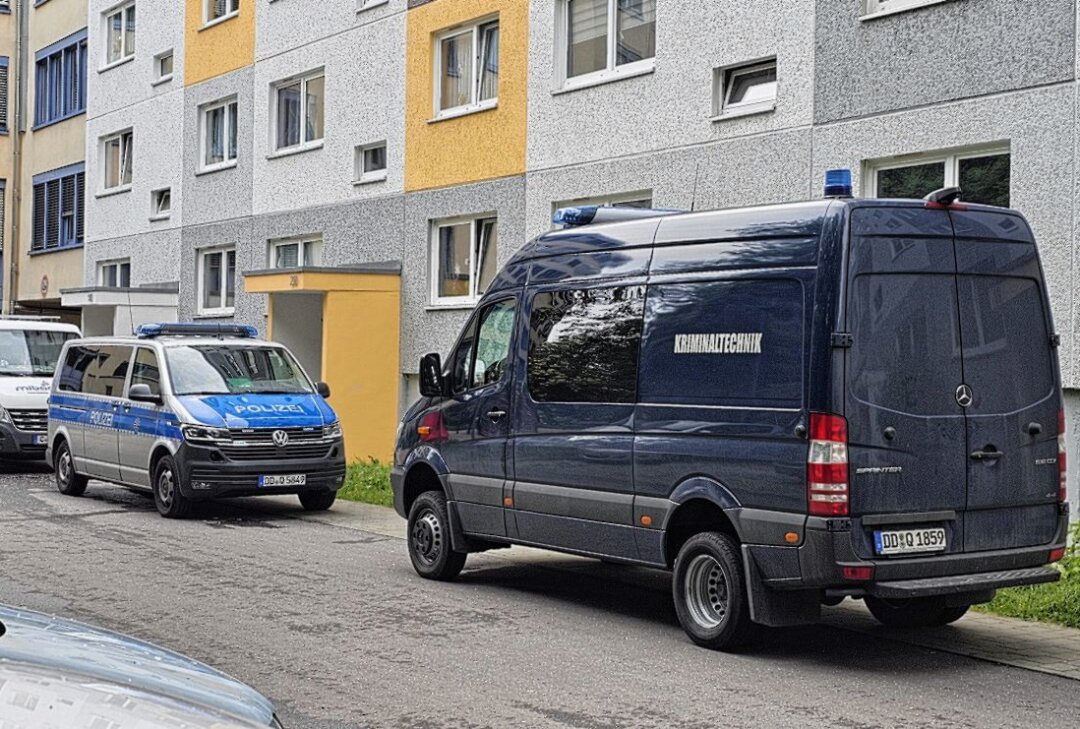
[200,97,238,171]
[431,216,497,305]
[205,0,239,26]
[154,50,173,83]
[273,70,324,152]
[553,190,653,214]
[864,0,949,16]
[435,18,499,117]
[102,129,133,192]
[105,2,135,67]
[867,146,1011,207]
[714,59,777,118]
[560,0,655,85]
[151,187,171,219]
[99,259,131,288]
[354,141,387,183]
[197,246,236,315]
[270,236,322,269]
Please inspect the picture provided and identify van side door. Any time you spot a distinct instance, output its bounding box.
[80,345,132,482]
[52,345,98,469]
[117,347,165,487]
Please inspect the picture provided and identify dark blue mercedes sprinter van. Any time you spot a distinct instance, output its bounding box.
[391,179,1069,650]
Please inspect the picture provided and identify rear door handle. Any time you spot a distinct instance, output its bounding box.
[486,409,507,422]
[970,449,1004,461]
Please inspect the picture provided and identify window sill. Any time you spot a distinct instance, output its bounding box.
[428,101,498,124]
[553,60,655,96]
[267,140,324,160]
[194,310,236,319]
[200,11,239,31]
[196,160,238,176]
[357,0,389,13]
[28,243,83,256]
[711,102,776,122]
[31,109,86,131]
[860,0,954,21]
[96,185,132,199]
[149,212,171,222]
[426,301,477,312]
[151,74,173,87]
[353,171,388,186]
[99,55,135,74]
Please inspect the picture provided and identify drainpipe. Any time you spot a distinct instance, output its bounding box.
[5,0,26,314]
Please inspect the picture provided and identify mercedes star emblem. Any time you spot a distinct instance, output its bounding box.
[955,384,973,408]
[272,430,290,447]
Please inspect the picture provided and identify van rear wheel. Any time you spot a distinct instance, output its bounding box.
[54,440,88,497]
[672,532,755,651]
[865,596,967,628]
[407,491,466,581]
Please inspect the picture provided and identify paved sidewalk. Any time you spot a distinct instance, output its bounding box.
[247,495,1080,681]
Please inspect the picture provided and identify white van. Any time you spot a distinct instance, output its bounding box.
[0,318,81,461]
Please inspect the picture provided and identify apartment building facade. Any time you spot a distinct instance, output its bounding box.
[80,0,1080,502]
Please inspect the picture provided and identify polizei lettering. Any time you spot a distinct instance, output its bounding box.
[234,404,305,414]
[673,332,763,355]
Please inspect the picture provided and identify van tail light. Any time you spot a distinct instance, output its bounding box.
[417,411,448,443]
[1058,410,1067,503]
[808,413,849,517]
[1049,547,1066,563]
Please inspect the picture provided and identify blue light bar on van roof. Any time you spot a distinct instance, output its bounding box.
[552,205,685,228]
[824,169,853,198]
[136,323,259,339]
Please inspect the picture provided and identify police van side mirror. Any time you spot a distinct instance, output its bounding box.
[419,353,445,397]
[316,381,331,399]
[128,384,161,405]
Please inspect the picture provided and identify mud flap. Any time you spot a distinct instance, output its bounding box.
[446,501,509,554]
[741,545,820,627]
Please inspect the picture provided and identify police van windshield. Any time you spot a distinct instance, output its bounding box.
[166,345,314,396]
[0,329,76,376]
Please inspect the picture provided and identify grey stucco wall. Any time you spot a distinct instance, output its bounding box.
[814,0,1076,124]
[83,229,182,287]
[257,0,405,61]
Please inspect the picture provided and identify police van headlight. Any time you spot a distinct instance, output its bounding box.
[181,425,232,444]
[322,422,343,441]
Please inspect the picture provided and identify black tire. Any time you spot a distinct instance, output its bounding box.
[406,491,466,581]
[865,596,967,628]
[298,490,336,511]
[54,439,88,497]
[153,454,192,519]
[672,532,756,651]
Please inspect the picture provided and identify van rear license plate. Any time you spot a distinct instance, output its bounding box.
[259,474,306,488]
[874,528,946,556]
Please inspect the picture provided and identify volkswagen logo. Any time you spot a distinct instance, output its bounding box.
[955,384,973,408]
[272,430,290,447]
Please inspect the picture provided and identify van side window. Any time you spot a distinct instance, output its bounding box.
[82,346,132,398]
[473,299,516,388]
[131,348,161,397]
[449,320,477,396]
[58,346,98,393]
[528,285,645,403]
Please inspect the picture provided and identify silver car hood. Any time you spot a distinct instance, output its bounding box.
[0,605,275,726]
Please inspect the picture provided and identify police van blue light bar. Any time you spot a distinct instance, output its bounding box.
[552,205,685,228]
[824,169,853,198]
[136,323,259,339]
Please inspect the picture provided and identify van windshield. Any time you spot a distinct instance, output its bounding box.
[0,329,76,376]
[165,345,314,396]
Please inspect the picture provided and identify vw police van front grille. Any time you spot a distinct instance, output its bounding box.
[219,428,332,461]
[9,409,47,432]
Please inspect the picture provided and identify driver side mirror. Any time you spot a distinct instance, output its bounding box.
[315,381,331,399]
[128,383,161,405]
[419,353,445,397]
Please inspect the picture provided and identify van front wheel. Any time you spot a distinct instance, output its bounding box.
[865,596,968,628]
[407,491,466,581]
[54,440,88,497]
[672,532,755,651]
[153,455,192,519]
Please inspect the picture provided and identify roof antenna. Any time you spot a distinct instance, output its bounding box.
[690,161,702,212]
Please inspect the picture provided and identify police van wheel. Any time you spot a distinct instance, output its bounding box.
[54,440,88,497]
[864,596,963,628]
[672,532,755,651]
[153,455,192,519]
[407,491,466,581]
[298,490,336,511]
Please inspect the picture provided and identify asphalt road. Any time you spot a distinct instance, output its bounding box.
[0,463,1077,729]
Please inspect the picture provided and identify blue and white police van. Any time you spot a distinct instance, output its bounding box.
[391,172,1069,651]
[46,323,345,518]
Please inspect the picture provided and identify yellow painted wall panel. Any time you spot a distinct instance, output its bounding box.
[405,0,528,191]
[185,0,254,86]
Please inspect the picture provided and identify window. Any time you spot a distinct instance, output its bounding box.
[864,0,949,17]
[0,57,8,133]
[151,187,171,219]
[431,216,497,304]
[448,298,516,394]
[273,71,324,152]
[561,0,655,85]
[204,0,239,26]
[131,347,161,397]
[99,259,131,288]
[528,285,645,403]
[31,164,84,252]
[355,141,387,183]
[154,50,173,83]
[553,190,652,219]
[197,246,236,315]
[868,147,1010,207]
[34,31,87,127]
[102,130,133,191]
[714,59,777,119]
[435,18,498,117]
[200,98,238,171]
[82,346,132,398]
[105,2,136,67]
[270,236,321,268]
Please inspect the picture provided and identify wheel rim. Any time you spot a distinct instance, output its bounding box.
[57,448,72,486]
[157,468,175,507]
[684,553,730,630]
[411,509,442,566]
